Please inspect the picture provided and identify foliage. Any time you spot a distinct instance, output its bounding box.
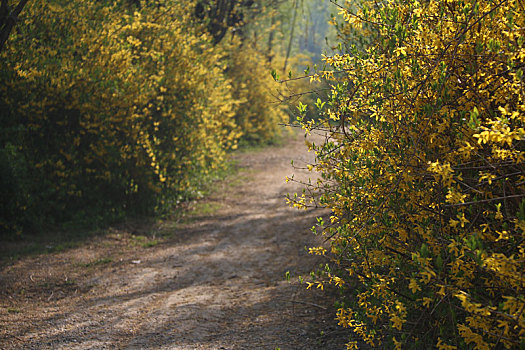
[193,0,259,44]
[0,0,241,236]
[227,41,289,144]
[295,0,525,348]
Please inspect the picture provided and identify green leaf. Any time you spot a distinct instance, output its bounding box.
[297,102,307,114]
[271,69,279,81]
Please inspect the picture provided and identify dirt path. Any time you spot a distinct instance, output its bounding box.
[0,131,348,349]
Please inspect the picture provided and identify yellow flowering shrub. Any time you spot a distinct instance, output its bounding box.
[227,42,289,144]
[297,0,525,348]
[0,0,241,233]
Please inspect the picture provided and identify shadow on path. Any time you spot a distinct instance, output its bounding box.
[1,132,351,350]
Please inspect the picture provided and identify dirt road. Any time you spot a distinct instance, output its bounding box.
[0,130,348,349]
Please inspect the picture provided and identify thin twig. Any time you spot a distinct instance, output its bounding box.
[279,298,328,310]
[443,194,525,207]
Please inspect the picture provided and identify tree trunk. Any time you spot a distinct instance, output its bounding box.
[0,0,29,53]
[283,0,298,74]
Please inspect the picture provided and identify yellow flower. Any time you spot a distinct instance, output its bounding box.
[391,315,404,330]
[409,278,421,293]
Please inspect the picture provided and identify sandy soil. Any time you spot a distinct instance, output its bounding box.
[0,130,349,349]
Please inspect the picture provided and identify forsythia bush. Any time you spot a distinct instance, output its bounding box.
[297,0,525,348]
[0,0,242,234]
[227,42,288,144]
